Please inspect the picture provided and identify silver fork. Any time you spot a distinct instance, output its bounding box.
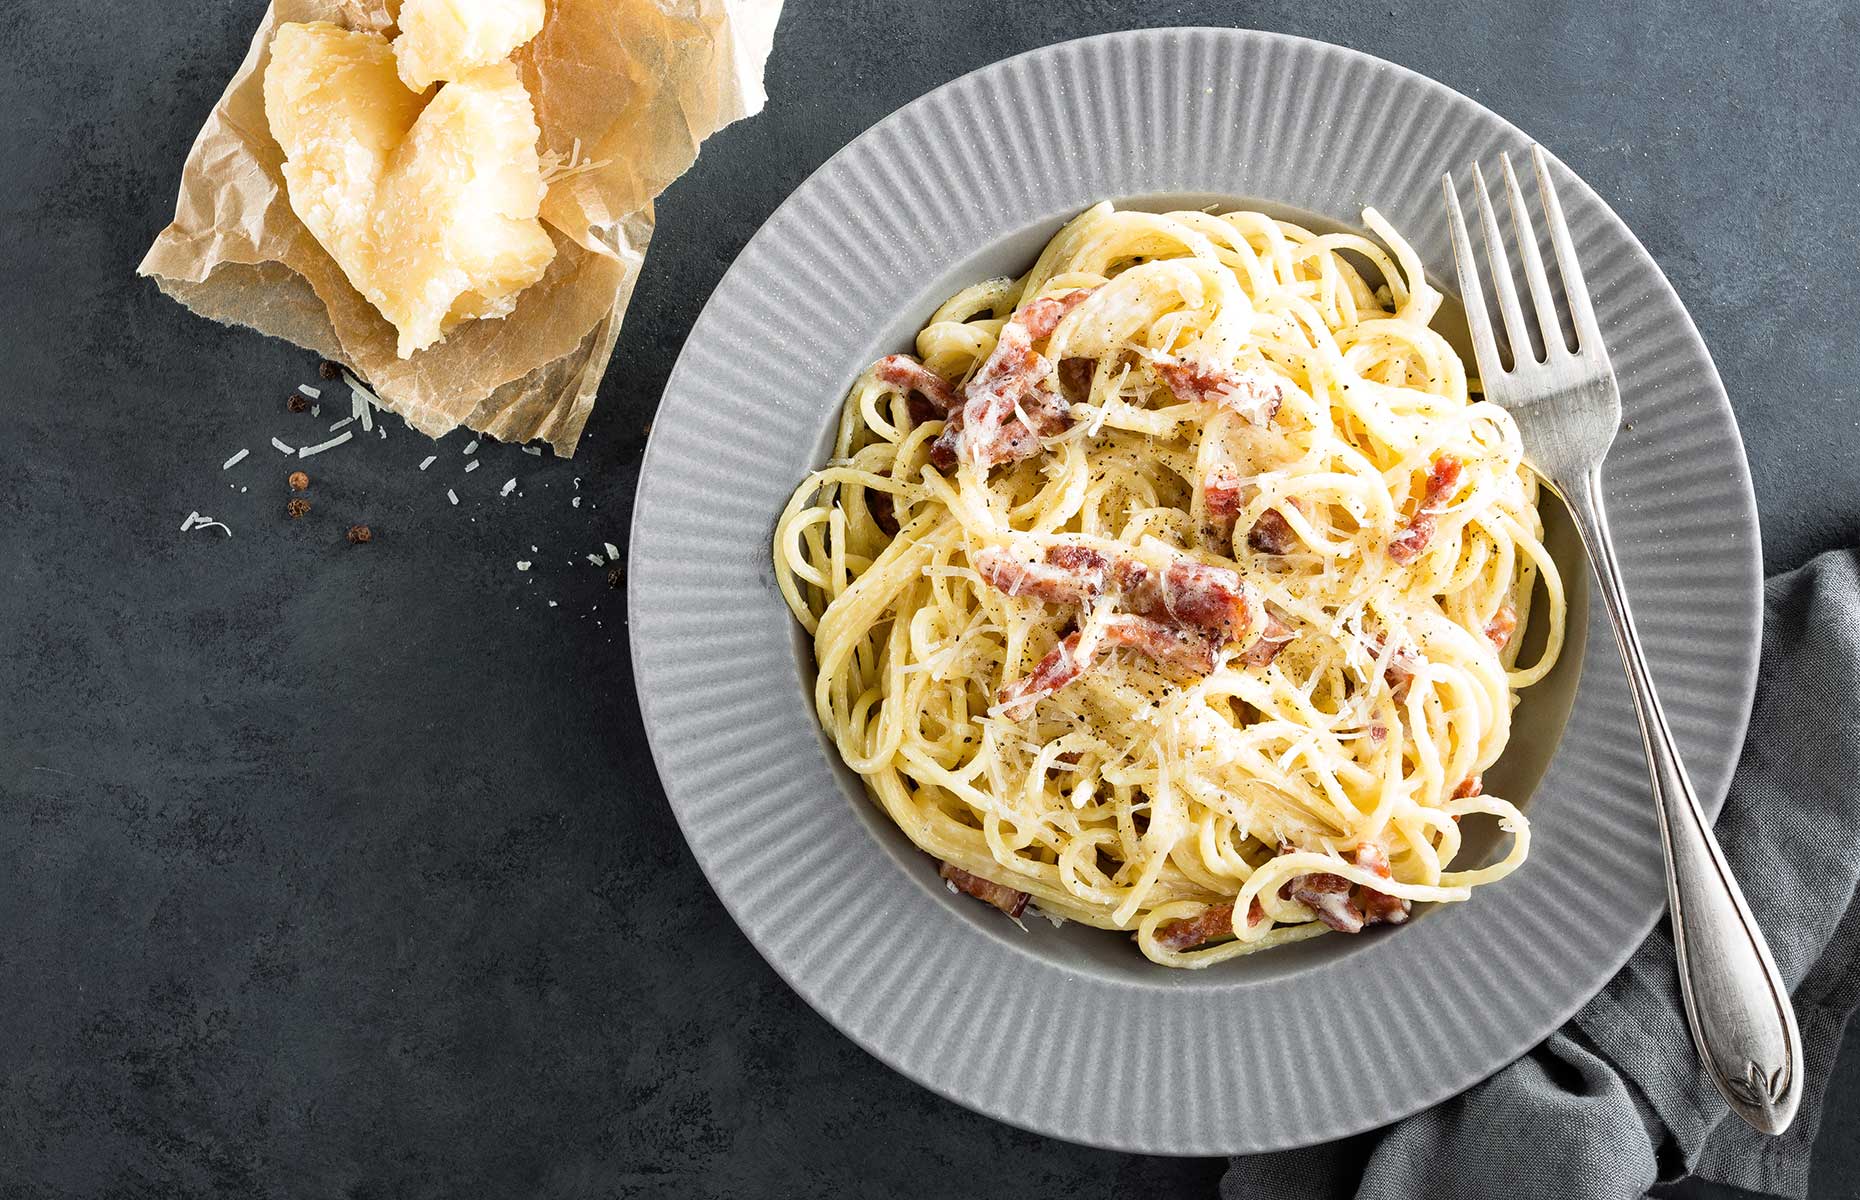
[1443,146,1802,1135]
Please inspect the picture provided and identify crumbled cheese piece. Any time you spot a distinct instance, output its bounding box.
[585,553,605,566]
[464,460,480,473]
[571,496,581,508]
[603,542,619,560]
[446,488,459,505]
[298,384,322,399]
[463,439,479,456]
[500,477,517,497]
[330,416,355,431]
[298,431,355,458]
[521,445,542,456]
[516,560,531,570]
[271,437,295,454]
[547,600,558,608]
[418,455,437,471]
[311,404,320,417]
[222,449,250,470]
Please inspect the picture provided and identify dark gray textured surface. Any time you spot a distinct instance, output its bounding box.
[1,1,1854,1197]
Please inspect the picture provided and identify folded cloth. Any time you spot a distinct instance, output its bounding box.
[1223,549,1860,1200]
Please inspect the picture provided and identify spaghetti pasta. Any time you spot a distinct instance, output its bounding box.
[774,202,1565,967]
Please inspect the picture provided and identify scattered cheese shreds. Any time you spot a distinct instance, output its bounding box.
[298,384,322,399]
[464,460,480,473]
[342,371,381,407]
[521,445,542,456]
[271,437,295,454]
[222,449,250,470]
[298,430,354,458]
[585,553,604,566]
[344,374,378,432]
[418,455,437,471]
[604,542,619,560]
[463,439,479,456]
[180,511,232,537]
[330,416,355,431]
[447,488,459,506]
[500,478,517,497]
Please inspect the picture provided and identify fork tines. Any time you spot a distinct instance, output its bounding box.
[1442,145,1603,377]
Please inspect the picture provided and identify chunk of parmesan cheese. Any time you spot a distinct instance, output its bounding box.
[369,60,555,358]
[265,22,554,360]
[263,23,426,312]
[392,0,546,91]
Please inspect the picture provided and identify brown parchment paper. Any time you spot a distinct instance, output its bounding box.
[138,0,782,456]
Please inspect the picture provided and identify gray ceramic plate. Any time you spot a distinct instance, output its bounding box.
[629,28,1761,1154]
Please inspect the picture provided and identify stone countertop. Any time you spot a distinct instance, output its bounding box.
[3,1,1856,1196]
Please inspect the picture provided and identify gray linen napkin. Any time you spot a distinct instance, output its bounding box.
[1223,548,1860,1200]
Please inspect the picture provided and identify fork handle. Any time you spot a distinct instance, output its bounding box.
[1562,469,1802,1135]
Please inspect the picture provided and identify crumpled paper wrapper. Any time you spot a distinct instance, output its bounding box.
[139,0,783,456]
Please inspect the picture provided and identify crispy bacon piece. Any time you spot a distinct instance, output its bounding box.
[1202,471,1303,558]
[1099,613,1218,675]
[1160,558,1256,640]
[984,545,1286,715]
[1203,468,1246,527]
[943,321,1043,469]
[943,288,1098,470]
[1284,869,1364,934]
[869,490,898,536]
[939,861,1030,919]
[998,631,1094,720]
[1154,898,1265,951]
[1157,359,1283,425]
[979,544,1256,643]
[1247,508,1296,555]
[1200,468,1248,553]
[972,544,1110,607]
[1237,606,1295,667]
[1057,356,1096,403]
[1452,774,1483,800]
[1018,387,1073,441]
[1388,455,1462,564]
[1018,288,1096,340]
[1279,844,1409,933]
[927,432,961,472]
[875,355,965,471]
[1110,557,1164,619]
[875,354,960,425]
[1485,603,1518,651]
[1352,844,1411,926]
